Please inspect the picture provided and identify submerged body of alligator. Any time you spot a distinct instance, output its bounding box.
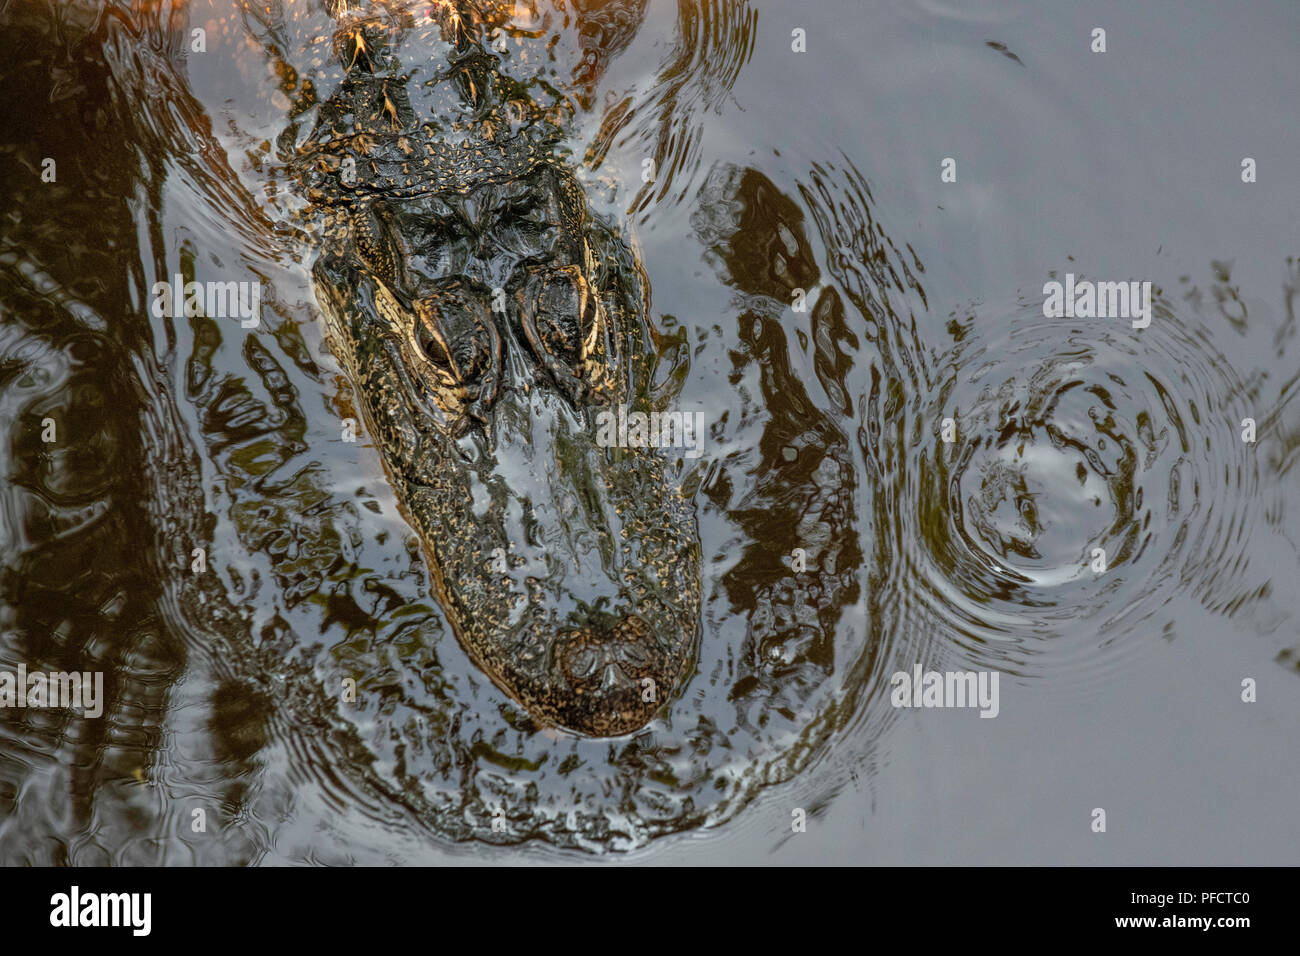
[299,1,700,736]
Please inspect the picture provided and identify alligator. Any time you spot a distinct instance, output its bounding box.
[0,0,894,854]
[298,1,701,737]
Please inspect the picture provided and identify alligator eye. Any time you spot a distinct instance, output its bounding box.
[566,644,603,680]
[414,306,455,371]
[411,289,502,414]
[520,267,590,369]
[579,280,603,355]
[417,322,452,368]
[534,303,582,364]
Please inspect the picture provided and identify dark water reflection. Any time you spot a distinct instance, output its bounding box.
[0,0,1296,863]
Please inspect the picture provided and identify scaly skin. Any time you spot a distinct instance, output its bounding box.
[300,2,700,736]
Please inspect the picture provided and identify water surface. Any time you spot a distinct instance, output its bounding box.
[0,0,1296,864]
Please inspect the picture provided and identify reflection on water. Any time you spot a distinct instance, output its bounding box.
[0,0,1297,862]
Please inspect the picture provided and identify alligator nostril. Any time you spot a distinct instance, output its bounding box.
[567,643,601,680]
[615,642,650,668]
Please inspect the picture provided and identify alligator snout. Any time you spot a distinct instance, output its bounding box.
[552,615,671,736]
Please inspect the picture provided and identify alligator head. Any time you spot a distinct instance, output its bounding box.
[304,15,699,736]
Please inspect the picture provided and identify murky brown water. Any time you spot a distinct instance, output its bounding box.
[1,0,1296,863]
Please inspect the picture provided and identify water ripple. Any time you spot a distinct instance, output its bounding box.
[878,292,1267,684]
